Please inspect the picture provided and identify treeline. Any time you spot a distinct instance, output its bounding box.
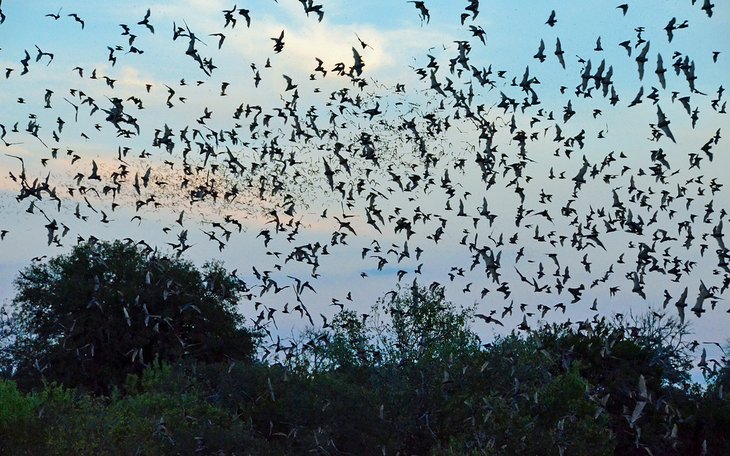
[1,241,728,455]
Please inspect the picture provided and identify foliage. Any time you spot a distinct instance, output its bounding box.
[0,379,37,452]
[375,283,480,364]
[618,311,694,387]
[293,283,480,373]
[0,366,278,456]
[4,240,257,394]
[2,280,729,455]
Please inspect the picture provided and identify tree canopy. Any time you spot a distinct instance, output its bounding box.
[5,240,256,393]
[1,274,729,454]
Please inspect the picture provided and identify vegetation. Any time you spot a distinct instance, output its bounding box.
[1,244,729,454]
[2,240,257,394]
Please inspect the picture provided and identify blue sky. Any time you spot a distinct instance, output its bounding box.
[1,1,729,371]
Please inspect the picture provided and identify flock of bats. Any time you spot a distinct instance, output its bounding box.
[0,0,728,365]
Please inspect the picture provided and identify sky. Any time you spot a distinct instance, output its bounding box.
[0,0,729,372]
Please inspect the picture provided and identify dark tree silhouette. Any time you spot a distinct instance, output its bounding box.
[6,240,256,393]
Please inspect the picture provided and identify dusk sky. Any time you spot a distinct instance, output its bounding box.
[1,1,728,370]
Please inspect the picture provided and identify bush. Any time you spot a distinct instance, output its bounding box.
[0,379,39,454]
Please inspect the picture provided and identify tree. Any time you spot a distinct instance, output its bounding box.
[374,282,480,365]
[618,311,694,387]
[530,313,702,456]
[5,239,256,394]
